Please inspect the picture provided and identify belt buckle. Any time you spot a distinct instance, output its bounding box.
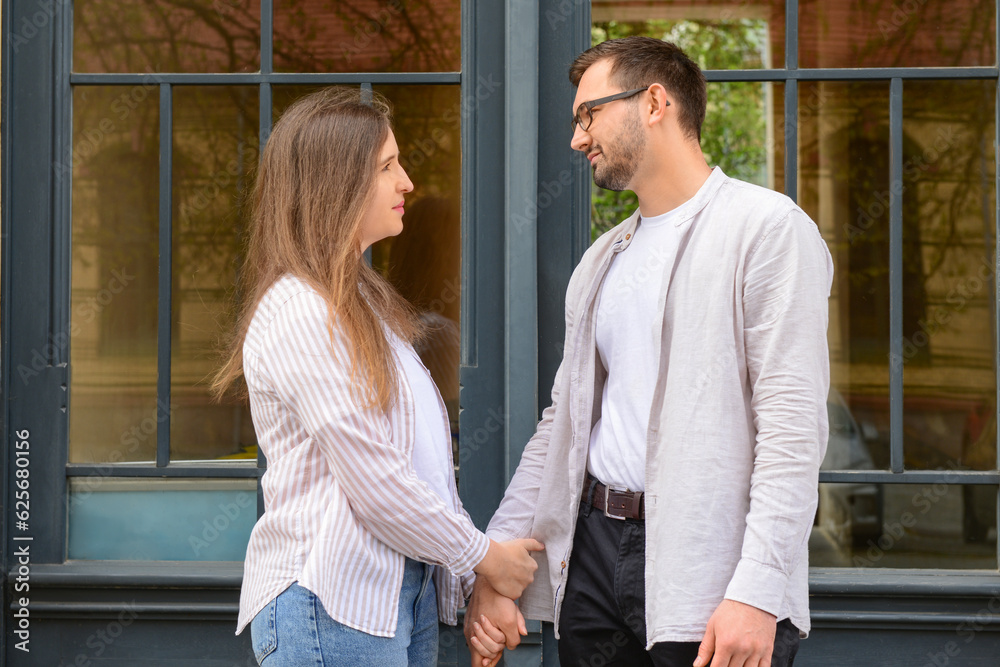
[603,484,630,520]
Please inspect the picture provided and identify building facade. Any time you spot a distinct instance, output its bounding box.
[2,0,999,664]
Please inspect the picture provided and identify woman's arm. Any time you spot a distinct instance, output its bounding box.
[257,290,540,593]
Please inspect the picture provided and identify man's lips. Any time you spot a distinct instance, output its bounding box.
[588,152,601,165]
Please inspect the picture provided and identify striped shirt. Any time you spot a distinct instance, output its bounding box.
[236,274,490,637]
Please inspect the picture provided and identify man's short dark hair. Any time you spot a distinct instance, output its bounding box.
[569,36,707,142]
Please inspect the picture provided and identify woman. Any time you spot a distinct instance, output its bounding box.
[212,87,542,666]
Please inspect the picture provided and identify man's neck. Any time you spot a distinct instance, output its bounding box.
[633,144,713,218]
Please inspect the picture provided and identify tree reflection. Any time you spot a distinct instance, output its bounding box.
[74,0,461,74]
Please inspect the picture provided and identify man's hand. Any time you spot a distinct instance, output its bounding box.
[464,577,526,667]
[693,599,777,667]
[473,538,545,600]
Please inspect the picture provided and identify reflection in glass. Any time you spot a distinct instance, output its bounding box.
[704,82,781,190]
[799,81,894,470]
[68,478,257,561]
[591,0,784,68]
[376,85,462,463]
[900,80,996,472]
[589,17,784,240]
[800,0,995,69]
[811,483,997,568]
[274,0,460,73]
[74,0,260,73]
[172,87,260,461]
[70,87,160,463]
[272,85,462,467]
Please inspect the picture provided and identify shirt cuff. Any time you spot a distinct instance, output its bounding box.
[724,558,789,617]
[448,530,490,578]
[459,571,477,603]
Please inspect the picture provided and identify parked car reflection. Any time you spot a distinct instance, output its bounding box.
[817,389,884,548]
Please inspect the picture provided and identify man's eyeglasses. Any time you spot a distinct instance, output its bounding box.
[571,86,660,132]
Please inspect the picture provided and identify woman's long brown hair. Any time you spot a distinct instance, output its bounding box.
[211,87,423,411]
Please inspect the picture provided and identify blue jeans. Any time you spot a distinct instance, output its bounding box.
[251,559,438,666]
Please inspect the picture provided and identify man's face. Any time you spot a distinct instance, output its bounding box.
[571,59,647,192]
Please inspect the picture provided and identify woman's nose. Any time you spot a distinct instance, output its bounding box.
[399,169,414,193]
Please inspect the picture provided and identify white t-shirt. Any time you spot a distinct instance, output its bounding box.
[394,338,454,505]
[588,208,683,491]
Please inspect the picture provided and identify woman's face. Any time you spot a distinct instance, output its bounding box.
[358,130,414,252]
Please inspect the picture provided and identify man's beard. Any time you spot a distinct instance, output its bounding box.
[593,109,645,191]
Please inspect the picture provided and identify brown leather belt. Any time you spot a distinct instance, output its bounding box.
[582,476,645,520]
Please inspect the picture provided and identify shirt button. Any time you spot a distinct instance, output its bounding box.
[561,561,567,569]
[625,233,631,240]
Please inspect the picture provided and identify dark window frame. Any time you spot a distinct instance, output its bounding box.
[3,2,999,662]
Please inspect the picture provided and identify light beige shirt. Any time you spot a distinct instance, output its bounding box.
[487,168,834,646]
[236,274,488,637]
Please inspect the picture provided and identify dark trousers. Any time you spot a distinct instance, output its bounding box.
[557,500,800,667]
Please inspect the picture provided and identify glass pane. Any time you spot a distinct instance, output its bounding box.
[172,87,260,461]
[901,80,996,472]
[271,84,462,466]
[589,19,785,243]
[376,84,462,460]
[591,0,785,69]
[811,483,997,568]
[800,0,996,68]
[74,0,260,73]
[799,81,892,470]
[704,82,782,190]
[274,0,461,73]
[70,86,160,464]
[68,478,256,560]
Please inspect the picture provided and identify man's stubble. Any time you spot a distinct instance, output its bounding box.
[593,105,646,192]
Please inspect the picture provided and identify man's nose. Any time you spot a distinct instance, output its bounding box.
[570,124,590,152]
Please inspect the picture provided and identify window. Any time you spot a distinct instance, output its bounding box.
[590,0,999,570]
[65,0,463,561]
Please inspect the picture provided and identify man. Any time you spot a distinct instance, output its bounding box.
[465,36,833,667]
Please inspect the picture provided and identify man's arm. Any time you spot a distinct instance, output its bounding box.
[482,264,580,543]
[465,270,583,662]
[698,208,833,666]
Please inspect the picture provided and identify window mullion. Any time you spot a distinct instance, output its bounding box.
[991,28,1000,563]
[261,0,273,76]
[889,77,904,474]
[257,0,273,518]
[785,0,798,70]
[156,83,173,468]
[784,0,798,202]
[993,0,1000,571]
[820,470,1000,484]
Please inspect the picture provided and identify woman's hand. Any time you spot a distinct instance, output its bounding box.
[469,614,508,667]
[464,577,527,666]
[473,538,544,600]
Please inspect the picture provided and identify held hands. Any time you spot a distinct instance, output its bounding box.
[466,539,543,667]
[473,538,544,600]
[694,599,777,667]
[464,577,527,667]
